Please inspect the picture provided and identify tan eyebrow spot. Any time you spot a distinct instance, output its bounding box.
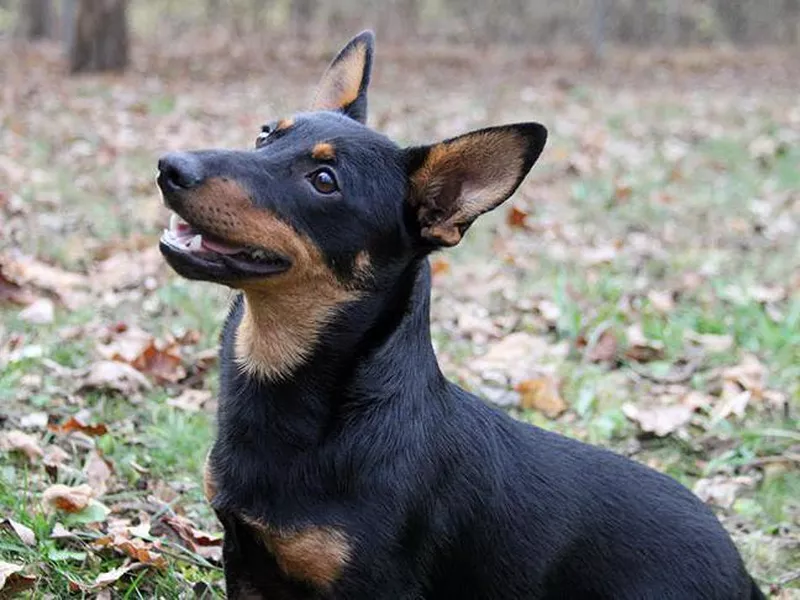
[275,118,294,131]
[311,142,335,161]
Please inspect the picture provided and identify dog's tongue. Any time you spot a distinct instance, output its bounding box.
[201,237,244,255]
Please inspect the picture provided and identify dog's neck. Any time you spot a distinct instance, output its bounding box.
[217,259,444,452]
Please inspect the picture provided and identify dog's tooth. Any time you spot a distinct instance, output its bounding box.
[169,213,179,231]
[187,234,203,252]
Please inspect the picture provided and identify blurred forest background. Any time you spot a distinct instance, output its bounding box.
[2,0,800,71]
[1,0,799,598]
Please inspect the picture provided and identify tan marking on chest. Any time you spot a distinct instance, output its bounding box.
[202,453,217,503]
[235,276,356,381]
[243,517,351,590]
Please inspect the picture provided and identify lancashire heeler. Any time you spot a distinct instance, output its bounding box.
[157,31,763,600]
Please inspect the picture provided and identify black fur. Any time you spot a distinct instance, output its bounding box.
[157,31,764,600]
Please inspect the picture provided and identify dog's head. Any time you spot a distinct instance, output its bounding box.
[157,31,547,379]
[158,30,546,291]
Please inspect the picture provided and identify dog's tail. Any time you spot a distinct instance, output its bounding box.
[750,578,766,600]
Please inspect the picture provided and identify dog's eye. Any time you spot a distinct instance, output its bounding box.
[310,169,338,194]
[255,128,271,148]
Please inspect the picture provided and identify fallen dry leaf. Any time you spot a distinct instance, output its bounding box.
[473,332,565,374]
[623,323,665,363]
[710,354,768,423]
[98,534,167,569]
[18,297,55,324]
[0,430,43,462]
[535,299,561,325]
[612,181,633,204]
[162,514,223,561]
[0,269,38,305]
[1,518,36,546]
[646,289,675,314]
[454,303,496,339]
[581,244,619,266]
[90,247,163,292]
[86,562,140,590]
[586,328,618,363]
[98,326,186,383]
[506,205,529,228]
[80,360,152,394]
[43,445,71,468]
[131,340,186,383]
[42,483,94,513]
[19,411,49,430]
[167,389,213,412]
[430,258,450,276]
[624,343,665,363]
[685,331,734,353]
[622,402,695,437]
[693,475,755,509]
[50,522,77,539]
[85,451,113,497]
[722,354,766,394]
[516,377,567,418]
[50,415,109,437]
[0,251,90,307]
[97,325,154,364]
[748,284,786,304]
[0,561,36,594]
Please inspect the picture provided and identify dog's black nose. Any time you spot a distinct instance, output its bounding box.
[158,152,204,190]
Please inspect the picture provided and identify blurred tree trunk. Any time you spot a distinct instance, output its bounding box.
[69,0,128,73]
[22,0,54,39]
[785,0,799,43]
[398,0,420,36]
[715,0,747,44]
[291,0,314,39]
[206,0,221,20]
[63,0,76,53]
[591,0,607,62]
[666,0,681,46]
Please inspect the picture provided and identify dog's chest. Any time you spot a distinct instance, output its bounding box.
[205,455,352,591]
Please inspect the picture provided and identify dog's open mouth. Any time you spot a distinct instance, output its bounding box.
[159,212,291,281]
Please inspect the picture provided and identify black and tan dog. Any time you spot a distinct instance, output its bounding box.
[157,31,763,600]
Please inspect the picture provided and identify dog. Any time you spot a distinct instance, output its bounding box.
[157,30,763,600]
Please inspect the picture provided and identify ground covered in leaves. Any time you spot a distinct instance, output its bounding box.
[1,37,799,598]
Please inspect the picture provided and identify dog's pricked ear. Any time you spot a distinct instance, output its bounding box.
[311,30,374,124]
[406,123,547,247]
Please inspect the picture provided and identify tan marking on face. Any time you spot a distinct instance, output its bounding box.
[275,118,294,131]
[242,517,351,590]
[202,452,216,503]
[353,250,371,280]
[312,42,367,112]
[311,142,335,161]
[409,131,527,246]
[177,177,358,380]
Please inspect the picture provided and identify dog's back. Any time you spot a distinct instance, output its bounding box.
[421,388,757,598]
